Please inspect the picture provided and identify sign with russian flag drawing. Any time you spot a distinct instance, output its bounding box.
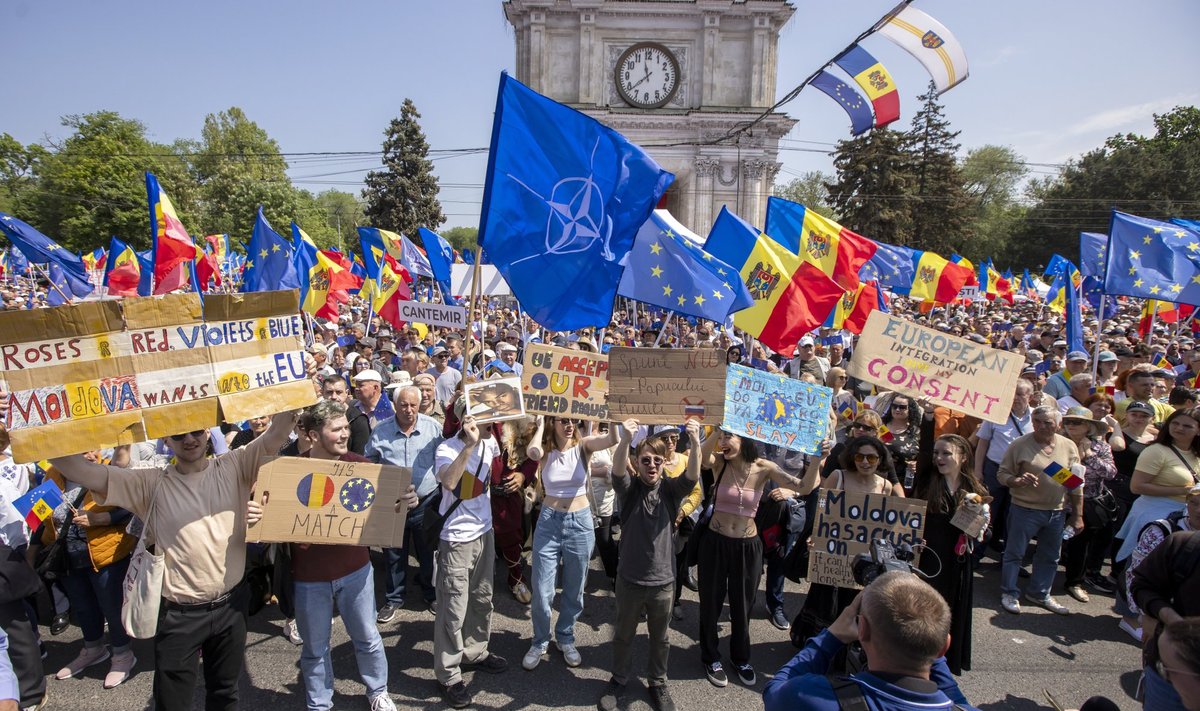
[606,347,726,425]
[248,457,412,547]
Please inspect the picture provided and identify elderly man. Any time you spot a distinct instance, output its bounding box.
[366,385,443,622]
[975,379,1035,556]
[1044,350,1088,400]
[413,373,446,423]
[788,336,829,381]
[353,370,394,430]
[996,406,1083,615]
[497,342,523,376]
[1056,373,1094,413]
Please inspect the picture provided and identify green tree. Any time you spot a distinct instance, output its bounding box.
[362,99,445,235]
[19,112,195,251]
[901,81,974,255]
[440,226,478,254]
[0,133,46,215]
[772,171,836,218]
[960,145,1028,263]
[192,107,304,242]
[825,127,913,245]
[1008,105,1200,267]
[313,189,364,250]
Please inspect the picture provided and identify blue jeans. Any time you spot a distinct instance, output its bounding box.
[1144,664,1188,711]
[63,556,131,651]
[382,497,435,605]
[1002,504,1065,599]
[293,562,387,711]
[530,507,595,648]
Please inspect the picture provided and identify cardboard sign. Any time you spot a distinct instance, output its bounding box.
[607,347,725,424]
[807,488,927,589]
[394,300,468,330]
[452,264,510,296]
[0,290,317,463]
[846,311,1024,425]
[247,457,412,547]
[463,376,525,424]
[521,343,608,421]
[722,364,832,454]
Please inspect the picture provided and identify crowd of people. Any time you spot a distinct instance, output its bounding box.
[0,280,1200,711]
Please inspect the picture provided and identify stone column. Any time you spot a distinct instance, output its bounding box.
[578,10,596,104]
[693,157,720,233]
[528,10,546,93]
[742,159,770,227]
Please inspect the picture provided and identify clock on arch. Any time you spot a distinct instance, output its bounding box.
[614,42,680,109]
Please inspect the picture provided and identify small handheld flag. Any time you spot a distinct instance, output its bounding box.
[1151,352,1169,369]
[837,400,858,421]
[1043,461,1083,490]
[878,424,895,444]
[12,481,65,530]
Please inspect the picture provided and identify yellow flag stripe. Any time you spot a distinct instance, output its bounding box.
[732,234,802,335]
[888,16,957,86]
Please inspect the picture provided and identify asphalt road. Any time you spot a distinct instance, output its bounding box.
[36,550,1145,710]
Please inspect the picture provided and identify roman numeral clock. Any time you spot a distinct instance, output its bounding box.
[614,42,681,109]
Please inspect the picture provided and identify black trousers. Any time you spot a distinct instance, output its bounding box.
[697,530,762,667]
[595,514,620,580]
[0,599,45,708]
[153,584,249,711]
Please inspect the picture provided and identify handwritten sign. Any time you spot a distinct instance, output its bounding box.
[807,489,927,589]
[521,344,608,421]
[846,311,1024,425]
[464,377,525,424]
[0,290,317,462]
[607,347,725,425]
[722,364,832,454]
[394,300,468,330]
[247,457,412,547]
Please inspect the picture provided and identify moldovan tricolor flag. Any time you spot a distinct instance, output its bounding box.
[293,222,356,321]
[146,172,196,294]
[704,207,843,357]
[12,481,64,530]
[907,250,974,303]
[1044,461,1083,490]
[876,5,969,94]
[763,197,877,291]
[103,237,141,296]
[373,254,413,331]
[833,45,900,128]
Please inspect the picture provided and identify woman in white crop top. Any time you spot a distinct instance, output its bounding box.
[520,416,619,671]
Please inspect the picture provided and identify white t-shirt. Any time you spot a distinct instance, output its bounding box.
[434,435,499,542]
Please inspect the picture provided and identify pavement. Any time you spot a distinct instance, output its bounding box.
[35,550,1145,710]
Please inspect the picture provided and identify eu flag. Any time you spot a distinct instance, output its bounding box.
[242,206,298,293]
[418,227,458,305]
[0,212,93,297]
[1104,210,1200,305]
[1173,218,1200,233]
[1079,232,1107,278]
[810,70,873,136]
[2,244,28,274]
[477,72,673,330]
[861,241,916,293]
[45,263,75,306]
[617,210,751,322]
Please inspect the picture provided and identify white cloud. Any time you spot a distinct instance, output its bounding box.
[978,46,1021,68]
[1065,93,1199,137]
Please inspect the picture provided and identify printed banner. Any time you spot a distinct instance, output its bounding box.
[393,300,468,330]
[722,364,832,454]
[846,311,1023,425]
[0,290,317,462]
[807,489,927,589]
[521,343,608,421]
[463,376,526,424]
[247,456,412,547]
[607,347,725,425]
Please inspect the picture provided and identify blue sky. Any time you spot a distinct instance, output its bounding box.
[4,0,1198,231]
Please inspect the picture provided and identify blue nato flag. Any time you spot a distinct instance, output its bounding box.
[477,72,673,330]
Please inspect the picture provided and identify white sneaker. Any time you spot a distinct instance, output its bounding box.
[369,692,397,711]
[522,643,547,671]
[1001,594,1021,614]
[1024,593,1069,615]
[1119,618,1143,643]
[558,642,582,668]
[284,618,303,646]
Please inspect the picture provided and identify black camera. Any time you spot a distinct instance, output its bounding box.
[851,538,916,587]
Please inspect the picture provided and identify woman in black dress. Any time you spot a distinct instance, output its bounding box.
[914,433,989,675]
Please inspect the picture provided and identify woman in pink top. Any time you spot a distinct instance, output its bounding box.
[696,429,830,689]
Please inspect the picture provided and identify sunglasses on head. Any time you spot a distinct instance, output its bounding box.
[169,430,206,441]
[853,453,880,465]
[640,456,664,467]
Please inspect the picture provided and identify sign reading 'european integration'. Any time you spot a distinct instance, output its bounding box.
[722,364,832,454]
[607,347,725,425]
[0,290,317,462]
[521,343,608,421]
[847,311,1024,424]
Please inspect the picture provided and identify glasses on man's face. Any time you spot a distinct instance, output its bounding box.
[169,430,206,441]
[854,453,880,465]
[639,456,664,467]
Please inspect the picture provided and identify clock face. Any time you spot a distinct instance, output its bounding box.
[615,42,680,109]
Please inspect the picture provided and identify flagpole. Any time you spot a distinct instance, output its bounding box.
[654,311,674,347]
[464,247,483,369]
[1091,294,1106,381]
[34,263,72,305]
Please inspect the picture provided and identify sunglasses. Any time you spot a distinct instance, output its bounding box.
[169,430,206,441]
[850,423,874,431]
[853,453,880,465]
[640,456,665,467]
[892,404,908,410]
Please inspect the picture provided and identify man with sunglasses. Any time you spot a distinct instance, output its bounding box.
[49,407,302,711]
[427,346,462,406]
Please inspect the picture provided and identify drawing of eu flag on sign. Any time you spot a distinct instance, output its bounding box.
[722,364,833,454]
[477,72,674,331]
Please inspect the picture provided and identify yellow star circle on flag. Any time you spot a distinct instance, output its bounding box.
[711,290,724,300]
[650,265,663,278]
[677,295,685,306]
[271,243,281,253]
[1134,278,1144,287]
[1149,285,1160,294]
[1143,236,1153,244]
[649,242,663,255]
[662,284,673,296]
[694,294,706,306]
[1172,284,1184,293]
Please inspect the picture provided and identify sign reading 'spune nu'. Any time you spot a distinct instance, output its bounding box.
[847,310,1024,425]
[0,290,317,463]
[521,343,609,421]
[607,347,725,425]
[247,456,412,547]
[807,488,927,589]
[722,364,832,454]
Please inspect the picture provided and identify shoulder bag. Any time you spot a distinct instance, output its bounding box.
[421,445,487,549]
[34,488,88,582]
[121,475,166,639]
[684,459,727,567]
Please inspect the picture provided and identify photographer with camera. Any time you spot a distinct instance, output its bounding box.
[763,571,978,711]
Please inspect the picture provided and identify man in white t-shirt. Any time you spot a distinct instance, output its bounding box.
[432,412,506,708]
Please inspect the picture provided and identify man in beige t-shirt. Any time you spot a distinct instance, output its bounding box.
[50,409,297,711]
[996,405,1084,617]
